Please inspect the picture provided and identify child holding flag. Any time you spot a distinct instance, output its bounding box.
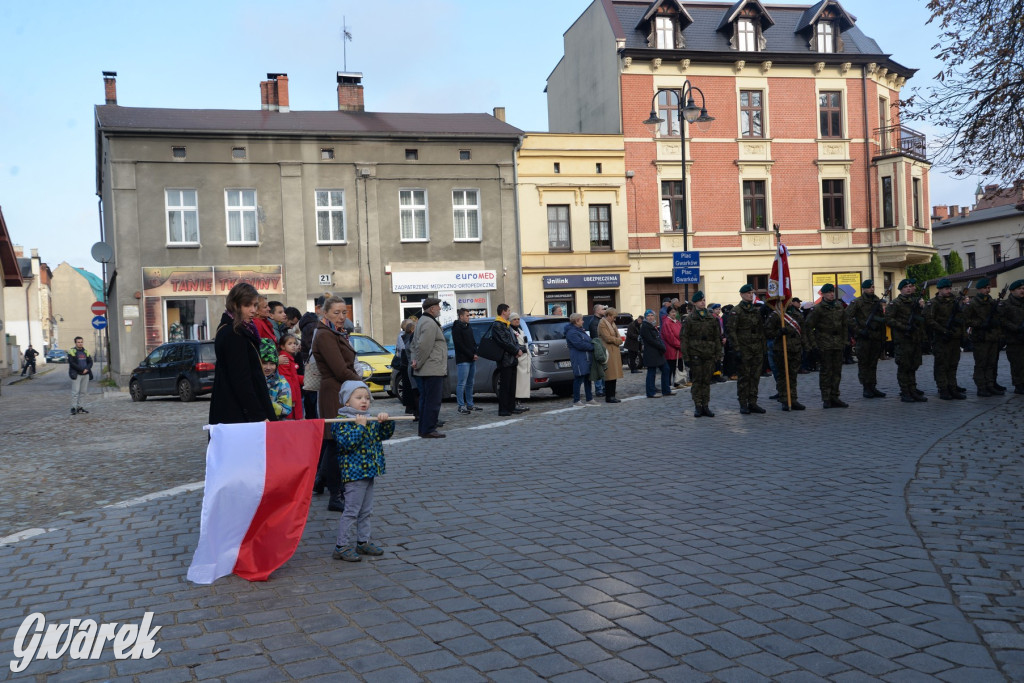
[330,380,393,562]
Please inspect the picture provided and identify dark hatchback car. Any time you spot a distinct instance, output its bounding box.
[129,340,216,402]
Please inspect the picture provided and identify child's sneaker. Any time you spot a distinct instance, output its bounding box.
[356,541,384,556]
[332,545,361,562]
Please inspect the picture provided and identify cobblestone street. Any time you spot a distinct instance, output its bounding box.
[1,356,1021,681]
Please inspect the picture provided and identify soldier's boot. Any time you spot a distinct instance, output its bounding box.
[911,385,928,402]
[977,386,995,397]
[871,386,887,398]
[748,403,766,414]
[791,400,806,410]
[957,385,967,392]
[701,405,715,417]
[1014,386,1024,395]
[739,402,751,415]
[990,384,1006,395]
[694,405,703,418]
[862,385,874,398]
[994,381,1007,391]
[953,389,968,399]
[938,388,954,400]
[831,398,849,408]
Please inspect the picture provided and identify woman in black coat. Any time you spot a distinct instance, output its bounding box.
[209,282,276,425]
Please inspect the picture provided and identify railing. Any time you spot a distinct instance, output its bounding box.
[874,124,928,161]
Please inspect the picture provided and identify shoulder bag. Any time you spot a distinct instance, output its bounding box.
[302,329,322,391]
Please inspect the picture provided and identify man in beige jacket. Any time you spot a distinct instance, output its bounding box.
[411,297,448,438]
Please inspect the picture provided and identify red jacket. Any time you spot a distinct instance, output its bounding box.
[254,317,277,341]
[277,351,303,420]
[660,316,682,360]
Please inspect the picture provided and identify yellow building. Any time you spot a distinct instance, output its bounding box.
[518,134,645,318]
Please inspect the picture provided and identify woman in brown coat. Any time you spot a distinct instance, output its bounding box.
[598,307,624,403]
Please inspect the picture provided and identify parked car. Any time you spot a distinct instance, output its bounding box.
[437,316,576,399]
[45,349,68,363]
[349,333,394,393]
[129,340,216,402]
[582,313,634,355]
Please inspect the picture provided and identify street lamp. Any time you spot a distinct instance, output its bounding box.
[643,80,713,300]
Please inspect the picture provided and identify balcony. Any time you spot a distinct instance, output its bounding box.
[874,124,928,162]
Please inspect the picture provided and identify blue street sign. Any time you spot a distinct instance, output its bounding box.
[91,315,108,330]
[672,251,700,284]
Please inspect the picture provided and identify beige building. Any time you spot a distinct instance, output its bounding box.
[96,72,523,382]
[517,134,644,317]
[1,207,26,376]
[51,262,106,357]
[2,246,54,359]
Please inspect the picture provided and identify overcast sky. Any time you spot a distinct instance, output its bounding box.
[0,0,977,278]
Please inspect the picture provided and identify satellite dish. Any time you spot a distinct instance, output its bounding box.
[91,242,114,264]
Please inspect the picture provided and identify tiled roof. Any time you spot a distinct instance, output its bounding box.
[923,255,1024,287]
[932,204,1024,230]
[95,106,523,139]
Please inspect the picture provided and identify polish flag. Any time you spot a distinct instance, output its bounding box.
[187,419,324,584]
[767,244,792,303]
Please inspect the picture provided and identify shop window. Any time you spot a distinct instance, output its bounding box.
[165,299,210,342]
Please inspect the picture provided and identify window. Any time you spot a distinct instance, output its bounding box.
[740,90,763,138]
[547,205,571,251]
[943,254,951,272]
[967,252,976,269]
[225,189,258,243]
[399,189,428,241]
[172,146,186,159]
[595,163,603,174]
[747,274,769,299]
[993,244,1002,263]
[655,16,674,49]
[459,150,471,161]
[661,181,685,232]
[816,22,835,53]
[1018,238,1024,258]
[737,19,757,51]
[321,148,335,160]
[882,176,894,227]
[912,178,921,228]
[452,190,481,241]
[742,180,767,231]
[819,91,843,138]
[589,205,611,250]
[405,149,418,161]
[165,189,199,244]
[553,162,561,174]
[822,179,845,229]
[315,190,345,243]
[232,147,246,159]
[658,90,681,137]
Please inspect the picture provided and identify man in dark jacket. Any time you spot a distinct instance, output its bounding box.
[21,345,38,376]
[964,277,1004,395]
[491,303,523,416]
[805,283,849,408]
[68,337,94,415]
[452,308,480,414]
[926,278,967,400]
[640,309,672,399]
[624,315,643,373]
[1000,279,1024,394]
[886,278,929,402]
[847,279,887,398]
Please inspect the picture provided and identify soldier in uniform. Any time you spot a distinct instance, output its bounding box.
[998,279,1024,394]
[964,277,1004,396]
[680,291,722,417]
[805,283,849,408]
[925,278,967,400]
[726,284,767,414]
[764,299,806,411]
[885,278,928,402]
[846,279,887,398]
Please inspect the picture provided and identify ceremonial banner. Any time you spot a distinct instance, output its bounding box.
[767,244,792,302]
[187,419,323,584]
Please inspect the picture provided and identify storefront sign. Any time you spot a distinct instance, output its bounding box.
[142,266,284,297]
[542,274,620,289]
[391,270,497,292]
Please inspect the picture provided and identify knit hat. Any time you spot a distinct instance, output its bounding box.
[691,290,705,303]
[709,303,722,310]
[739,284,753,294]
[936,278,953,289]
[644,309,655,317]
[976,277,991,288]
[258,338,278,364]
[820,283,835,294]
[1010,279,1024,290]
[898,278,916,290]
[338,380,371,408]
[861,279,873,289]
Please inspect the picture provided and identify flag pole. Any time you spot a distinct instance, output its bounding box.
[780,298,792,410]
[325,416,417,423]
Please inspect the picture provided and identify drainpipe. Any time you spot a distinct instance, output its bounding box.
[512,135,525,313]
[862,65,875,282]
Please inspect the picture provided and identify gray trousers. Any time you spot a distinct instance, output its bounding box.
[336,478,375,547]
[71,374,90,409]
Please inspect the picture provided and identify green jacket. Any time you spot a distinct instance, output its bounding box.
[999,294,1024,345]
[680,310,722,362]
[925,293,965,341]
[725,300,766,352]
[805,299,848,350]
[886,293,927,343]
[964,293,1002,343]
[847,293,886,341]
[765,305,804,354]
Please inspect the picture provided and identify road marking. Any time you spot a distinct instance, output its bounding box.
[0,528,56,545]
[622,395,645,402]
[468,419,522,430]
[545,407,581,414]
[104,481,205,509]
[388,436,420,445]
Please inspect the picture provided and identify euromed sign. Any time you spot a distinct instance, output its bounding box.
[391,270,497,292]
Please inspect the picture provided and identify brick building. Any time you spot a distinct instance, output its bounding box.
[547,0,934,306]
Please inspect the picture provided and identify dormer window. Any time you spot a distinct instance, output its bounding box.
[655,17,674,49]
[816,21,835,52]
[737,19,757,51]
[796,1,854,53]
[717,1,773,53]
[637,0,693,50]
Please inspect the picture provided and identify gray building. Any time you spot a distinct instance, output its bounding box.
[95,72,523,382]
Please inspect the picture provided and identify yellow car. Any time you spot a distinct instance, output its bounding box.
[349,333,394,393]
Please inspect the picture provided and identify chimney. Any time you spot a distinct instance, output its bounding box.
[260,81,270,110]
[337,72,364,112]
[493,107,506,122]
[961,208,970,218]
[949,204,959,218]
[260,73,289,112]
[933,206,948,221]
[274,74,289,112]
[102,71,117,105]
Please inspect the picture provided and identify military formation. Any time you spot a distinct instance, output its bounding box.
[675,277,1024,416]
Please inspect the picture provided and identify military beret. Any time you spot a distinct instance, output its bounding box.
[820,283,835,293]
[739,284,753,294]
[976,277,991,288]
[936,278,952,289]
[898,278,915,290]
[1010,279,1024,290]
[691,290,705,303]
[861,279,873,289]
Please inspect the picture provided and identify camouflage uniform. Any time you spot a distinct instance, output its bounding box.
[925,292,966,398]
[764,304,805,409]
[680,309,722,412]
[998,292,1024,393]
[964,293,1003,394]
[805,298,848,405]
[725,300,766,410]
[846,293,886,395]
[885,293,928,399]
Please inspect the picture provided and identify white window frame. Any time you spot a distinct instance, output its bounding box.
[225,189,259,245]
[816,22,835,53]
[165,188,200,245]
[452,189,481,242]
[655,17,674,49]
[315,189,346,244]
[737,19,757,52]
[399,189,429,242]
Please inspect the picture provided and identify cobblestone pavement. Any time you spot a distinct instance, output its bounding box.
[0,355,1021,681]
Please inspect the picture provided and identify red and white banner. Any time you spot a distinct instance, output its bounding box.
[187,419,324,584]
[767,244,792,302]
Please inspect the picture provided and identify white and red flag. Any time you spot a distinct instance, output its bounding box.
[187,419,324,584]
[767,244,792,303]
